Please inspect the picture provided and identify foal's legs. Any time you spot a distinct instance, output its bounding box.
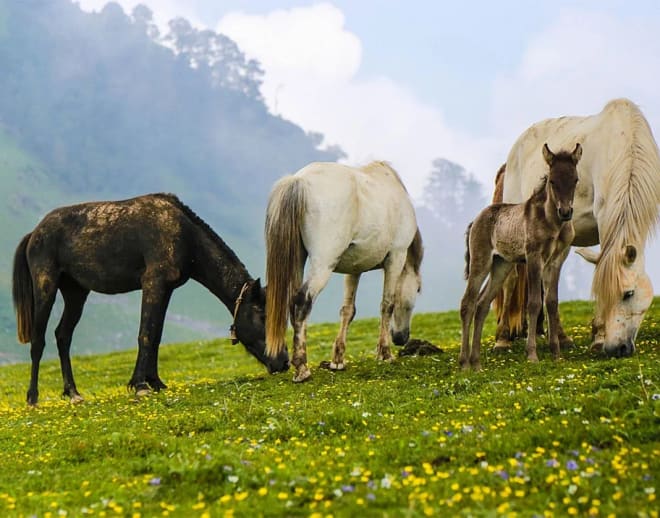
[27,268,58,406]
[525,254,544,362]
[290,260,333,382]
[129,275,173,395]
[470,258,514,370]
[55,278,89,403]
[543,245,572,358]
[330,273,360,370]
[459,263,490,370]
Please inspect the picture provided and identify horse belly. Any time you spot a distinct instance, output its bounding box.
[334,241,388,274]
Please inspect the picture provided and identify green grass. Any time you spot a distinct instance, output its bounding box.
[0,298,658,517]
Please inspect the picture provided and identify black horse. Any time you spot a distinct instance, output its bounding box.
[12,193,290,405]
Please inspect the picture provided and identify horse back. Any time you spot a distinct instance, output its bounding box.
[291,162,417,273]
[27,194,191,293]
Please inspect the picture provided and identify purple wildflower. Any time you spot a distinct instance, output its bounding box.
[566,460,579,470]
[148,477,161,486]
[546,459,560,468]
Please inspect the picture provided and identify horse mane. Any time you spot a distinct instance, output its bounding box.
[153,193,248,271]
[529,175,548,201]
[593,100,660,318]
[408,227,424,276]
[493,164,506,203]
[361,161,408,192]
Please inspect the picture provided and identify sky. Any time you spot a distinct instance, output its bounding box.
[77,0,660,285]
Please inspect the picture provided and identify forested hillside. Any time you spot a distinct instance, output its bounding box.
[0,0,342,360]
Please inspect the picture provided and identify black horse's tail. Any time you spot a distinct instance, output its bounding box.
[464,221,473,280]
[13,233,33,344]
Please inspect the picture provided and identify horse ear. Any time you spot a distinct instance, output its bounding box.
[575,247,600,264]
[571,143,583,164]
[251,277,262,295]
[623,245,637,266]
[542,143,554,166]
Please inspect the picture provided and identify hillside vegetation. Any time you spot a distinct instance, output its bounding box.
[0,298,658,517]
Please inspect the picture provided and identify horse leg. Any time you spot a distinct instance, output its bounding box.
[27,269,58,406]
[129,278,172,395]
[459,263,490,370]
[471,258,513,370]
[290,263,332,382]
[493,268,517,351]
[544,243,573,356]
[55,278,89,403]
[376,252,408,361]
[144,288,173,392]
[542,264,561,360]
[525,254,543,362]
[330,274,360,371]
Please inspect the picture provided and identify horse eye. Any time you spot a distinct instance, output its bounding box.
[623,290,635,301]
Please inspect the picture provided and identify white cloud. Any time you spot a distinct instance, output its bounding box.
[490,8,660,146]
[217,3,496,199]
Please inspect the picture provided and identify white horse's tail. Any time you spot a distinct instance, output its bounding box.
[265,176,307,357]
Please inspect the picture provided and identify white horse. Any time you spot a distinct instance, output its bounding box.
[264,161,423,382]
[497,98,660,357]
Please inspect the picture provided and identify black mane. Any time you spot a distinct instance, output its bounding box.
[154,193,248,271]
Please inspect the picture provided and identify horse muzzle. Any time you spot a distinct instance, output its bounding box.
[604,340,635,358]
[267,354,290,373]
[391,329,410,346]
[557,207,573,221]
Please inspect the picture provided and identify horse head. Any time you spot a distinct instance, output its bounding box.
[391,231,423,345]
[542,142,581,222]
[576,245,654,357]
[232,278,290,373]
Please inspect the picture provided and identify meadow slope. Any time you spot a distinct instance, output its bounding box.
[0,298,658,517]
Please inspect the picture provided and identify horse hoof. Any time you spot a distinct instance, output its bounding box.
[329,361,345,371]
[136,387,152,397]
[527,355,539,363]
[70,394,84,404]
[293,366,312,383]
[492,342,512,354]
[560,339,575,350]
[590,341,604,353]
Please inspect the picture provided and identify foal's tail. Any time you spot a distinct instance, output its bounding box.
[491,163,526,336]
[464,221,473,280]
[265,176,307,357]
[12,233,33,344]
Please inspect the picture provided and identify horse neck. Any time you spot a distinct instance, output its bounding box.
[525,184,554,225]
[190,229,252,310]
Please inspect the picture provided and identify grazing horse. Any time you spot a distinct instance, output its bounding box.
[264,161,423,382]
[12,193,290,405]
[460,144,581,370]
[494,99,660,357]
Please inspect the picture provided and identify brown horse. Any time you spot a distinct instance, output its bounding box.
[459,143,581,370]
[12,193,289,405]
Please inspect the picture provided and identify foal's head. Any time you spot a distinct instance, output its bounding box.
[233,279,290,373]
[542,143,582,222]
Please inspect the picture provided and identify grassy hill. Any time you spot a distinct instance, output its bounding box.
[0,298,657,517]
